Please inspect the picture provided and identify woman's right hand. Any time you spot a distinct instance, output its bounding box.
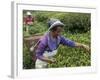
[49,58,56,64]
[39,56,56,64]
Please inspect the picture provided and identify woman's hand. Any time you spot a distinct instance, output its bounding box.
[75,42,90,53]
[49,58,56,63]
[38,56,56,64]
[82,44,90,53]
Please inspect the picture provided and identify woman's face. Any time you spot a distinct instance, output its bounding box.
[52,26,63,37]
[28,15,32,18]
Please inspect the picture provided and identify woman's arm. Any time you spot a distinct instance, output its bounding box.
[60,36,76,47]
[35,37,56,63]
[60,36,90,53]
[74,42,90,53]
[36,44,55,63]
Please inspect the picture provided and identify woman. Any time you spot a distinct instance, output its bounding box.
[23,11,34,33]
[34,19,90,69]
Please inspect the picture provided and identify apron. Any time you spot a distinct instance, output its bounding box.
[35,50,57,69]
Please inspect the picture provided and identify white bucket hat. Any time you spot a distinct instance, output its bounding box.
[26,11,32,15]
[48,18,64,31]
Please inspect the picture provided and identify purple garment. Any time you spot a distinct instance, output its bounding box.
[35,32,75,59]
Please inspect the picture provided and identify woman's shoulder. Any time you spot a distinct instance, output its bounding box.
[39,33,48,44]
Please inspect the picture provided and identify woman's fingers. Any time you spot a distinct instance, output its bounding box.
[49,58,56,63]
[83,44,90,53]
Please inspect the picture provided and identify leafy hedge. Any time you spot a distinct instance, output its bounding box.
[33,11,90,33]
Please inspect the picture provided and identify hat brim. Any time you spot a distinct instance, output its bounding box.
[49,22,64,30]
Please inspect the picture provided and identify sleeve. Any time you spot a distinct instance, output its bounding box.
[60,36,75,47]
[35,37,47,59]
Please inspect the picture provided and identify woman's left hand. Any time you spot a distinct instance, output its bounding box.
[82,44,90,53]
[75,42,90,53]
